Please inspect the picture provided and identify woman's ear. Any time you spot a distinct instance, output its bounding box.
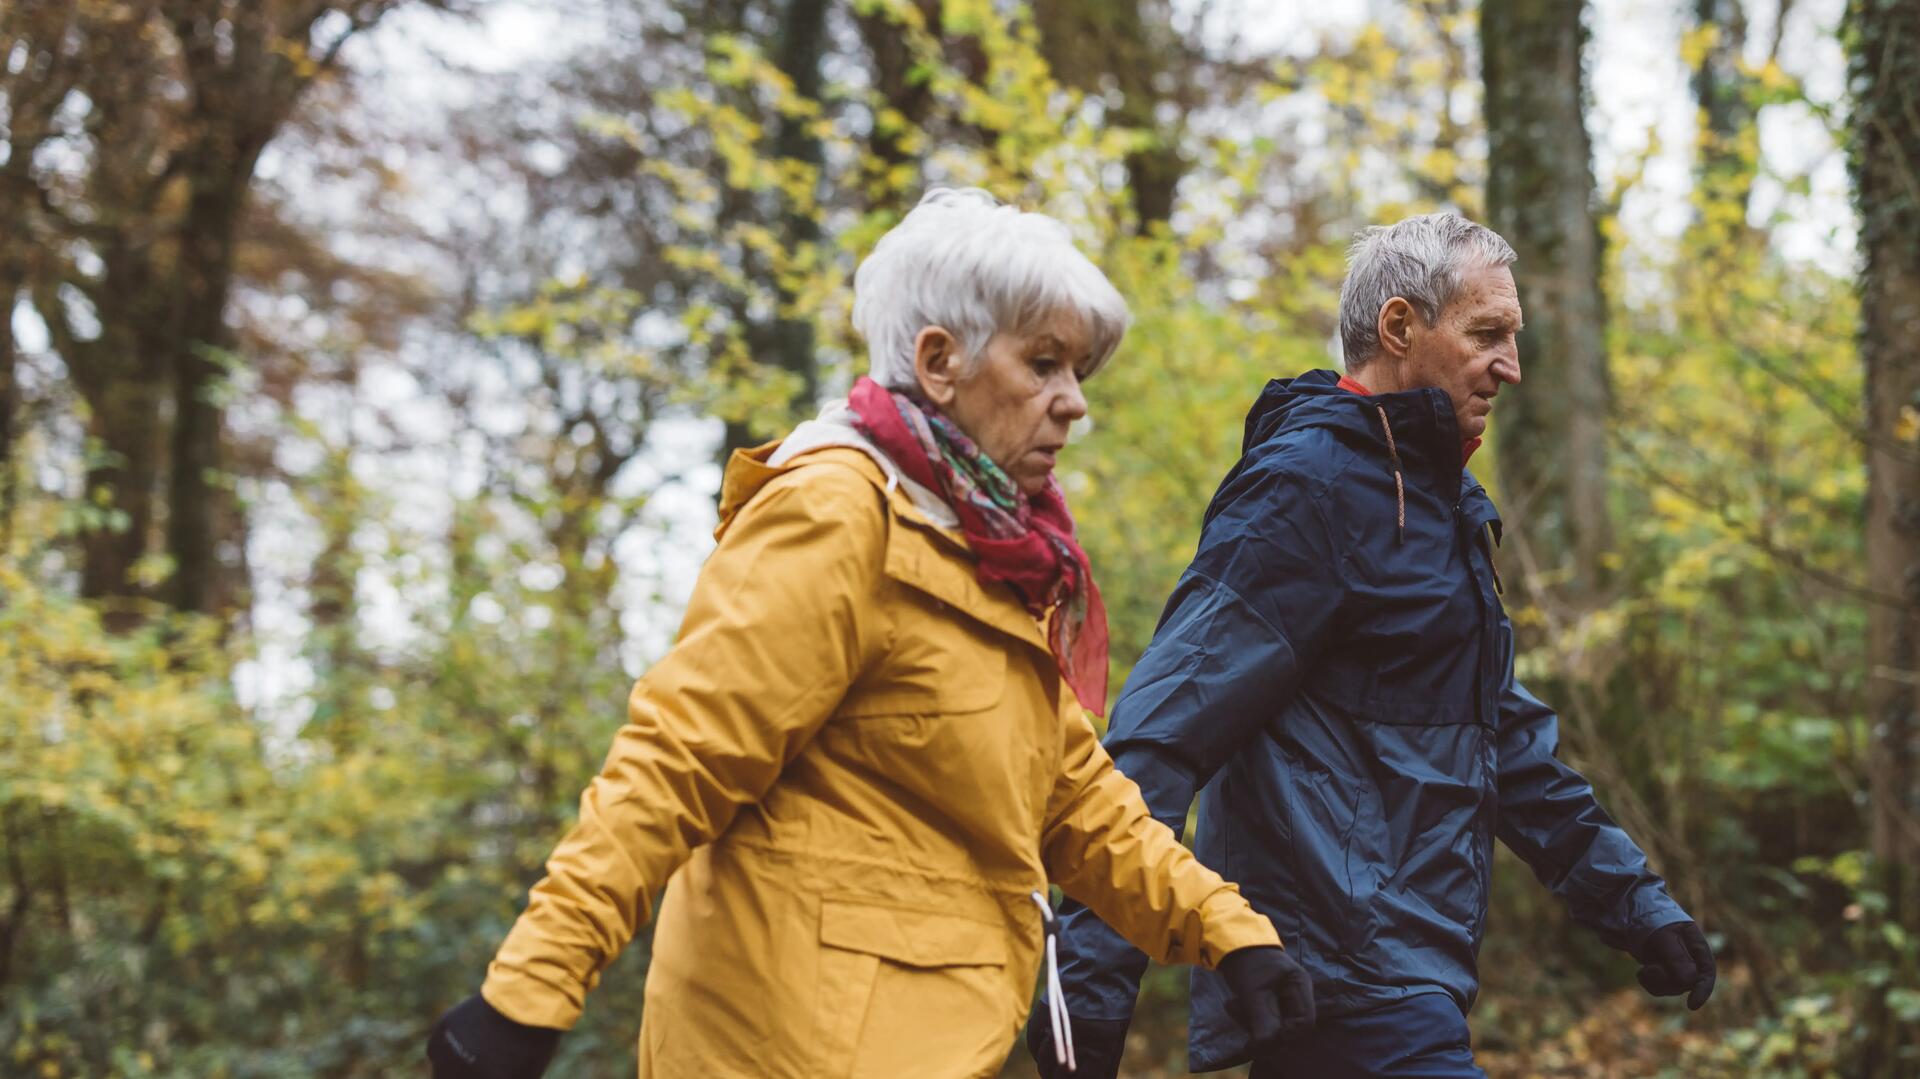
[1376,297,1416,360]
[913,326,963,407]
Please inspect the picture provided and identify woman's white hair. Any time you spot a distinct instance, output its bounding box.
[1338,211,1517,367]
[851,188,1130,389]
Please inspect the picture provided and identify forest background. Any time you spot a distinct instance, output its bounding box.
[3,0,1919,1075]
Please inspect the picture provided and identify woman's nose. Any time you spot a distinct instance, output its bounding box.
[1055,378,1089,422]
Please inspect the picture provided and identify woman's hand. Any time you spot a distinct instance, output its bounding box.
[1219,945,1317,1054]
[426,994,561,1079]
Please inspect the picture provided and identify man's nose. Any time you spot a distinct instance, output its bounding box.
[1494,347,1522,386]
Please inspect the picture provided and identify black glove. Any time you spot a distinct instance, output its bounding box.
[426,993,561,1079]
[1025,1011,1130,1079]
[1219,945,1316,1055]
[1632,921,1716,1010]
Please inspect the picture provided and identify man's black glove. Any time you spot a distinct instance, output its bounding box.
[1026,1011,1130,1079]
[426,993,561,1079]
[1219,945,1316,1055]
[1632,921,1716,1010]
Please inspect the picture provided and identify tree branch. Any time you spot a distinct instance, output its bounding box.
[1613,435,1906,609]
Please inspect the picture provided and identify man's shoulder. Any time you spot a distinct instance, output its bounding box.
[1237,421,1361,493]
[1197,423,1364,542]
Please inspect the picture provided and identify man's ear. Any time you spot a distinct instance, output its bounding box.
[1376,297,1417,360]
[913,326,963,407]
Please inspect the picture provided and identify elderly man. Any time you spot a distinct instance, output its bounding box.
[1030,212,1715,1078]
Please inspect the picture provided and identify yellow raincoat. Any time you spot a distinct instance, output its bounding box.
[481,442,1281,1077]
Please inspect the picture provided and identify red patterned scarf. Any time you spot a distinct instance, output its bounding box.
[848,377,1109,715]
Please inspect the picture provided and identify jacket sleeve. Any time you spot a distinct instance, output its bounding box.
[1040,701,1281,973]
[1492,614,1690,950]
[481,465,887,1028]
[1052,456,1347,1021]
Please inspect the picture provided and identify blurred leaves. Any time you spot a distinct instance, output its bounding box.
[0,0,1896,1076]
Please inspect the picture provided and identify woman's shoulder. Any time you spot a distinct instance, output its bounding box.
[759,446,890,507]
[718,445,892,545]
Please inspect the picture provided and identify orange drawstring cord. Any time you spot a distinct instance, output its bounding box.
[1374,405,1405,542]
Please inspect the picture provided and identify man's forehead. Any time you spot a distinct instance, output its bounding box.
[1449,265,1522,320]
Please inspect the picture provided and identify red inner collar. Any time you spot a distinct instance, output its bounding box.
[1336,375,1480,466]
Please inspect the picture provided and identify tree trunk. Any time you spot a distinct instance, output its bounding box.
[9,3,406,620]
[75,376,167,620]
[1482,0,1611,606]
[1691,0,1758,220]
[2,3,86,541]
[165,139,260,617]
[767,0,824,403]
[720,0,825,461]
[0,278,18,534]
[55,246,173,623]
[1853,0,1920,1070]
[857,0,940,172]
[1033,0,1184,229]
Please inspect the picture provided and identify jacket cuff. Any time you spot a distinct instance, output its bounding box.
[1195,888,1283,968]
[1623,911,1694,956]
[1601,882,1692,953]
[481,927,595,1031]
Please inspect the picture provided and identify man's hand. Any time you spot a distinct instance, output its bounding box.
[1632,921,1716,1010]
[1025,1012,1130,1079]
[1219,945,1316,1055]
[426,993,561,1079]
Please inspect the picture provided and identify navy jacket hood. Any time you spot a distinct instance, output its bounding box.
[1210,368,1467,535]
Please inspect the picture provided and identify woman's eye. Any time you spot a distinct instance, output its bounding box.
[1032,357,1061,374]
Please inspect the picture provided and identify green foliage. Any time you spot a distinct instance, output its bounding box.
[0,456,653,1075]
[1074,235,1331,674]
[0,1,1888,1076]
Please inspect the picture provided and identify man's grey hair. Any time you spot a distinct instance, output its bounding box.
[1338,211,1517,367]
[852,187,1130,389]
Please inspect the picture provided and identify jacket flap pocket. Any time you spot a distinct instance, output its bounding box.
[818,899,1007,968]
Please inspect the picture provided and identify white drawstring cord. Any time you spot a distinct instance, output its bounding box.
[1029,890,1077,1073]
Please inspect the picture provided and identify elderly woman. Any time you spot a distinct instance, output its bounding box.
[425,189,1313,1079]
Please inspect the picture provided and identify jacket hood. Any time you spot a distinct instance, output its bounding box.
[1240,369,1357,453]
[1241,369,1454,452]
[717,403,959,540]
[1235,368,1470,505]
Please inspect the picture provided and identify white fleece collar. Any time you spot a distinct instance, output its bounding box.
[768,401,961,530]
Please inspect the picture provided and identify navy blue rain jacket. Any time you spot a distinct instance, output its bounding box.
[1052,369,1689,1071]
